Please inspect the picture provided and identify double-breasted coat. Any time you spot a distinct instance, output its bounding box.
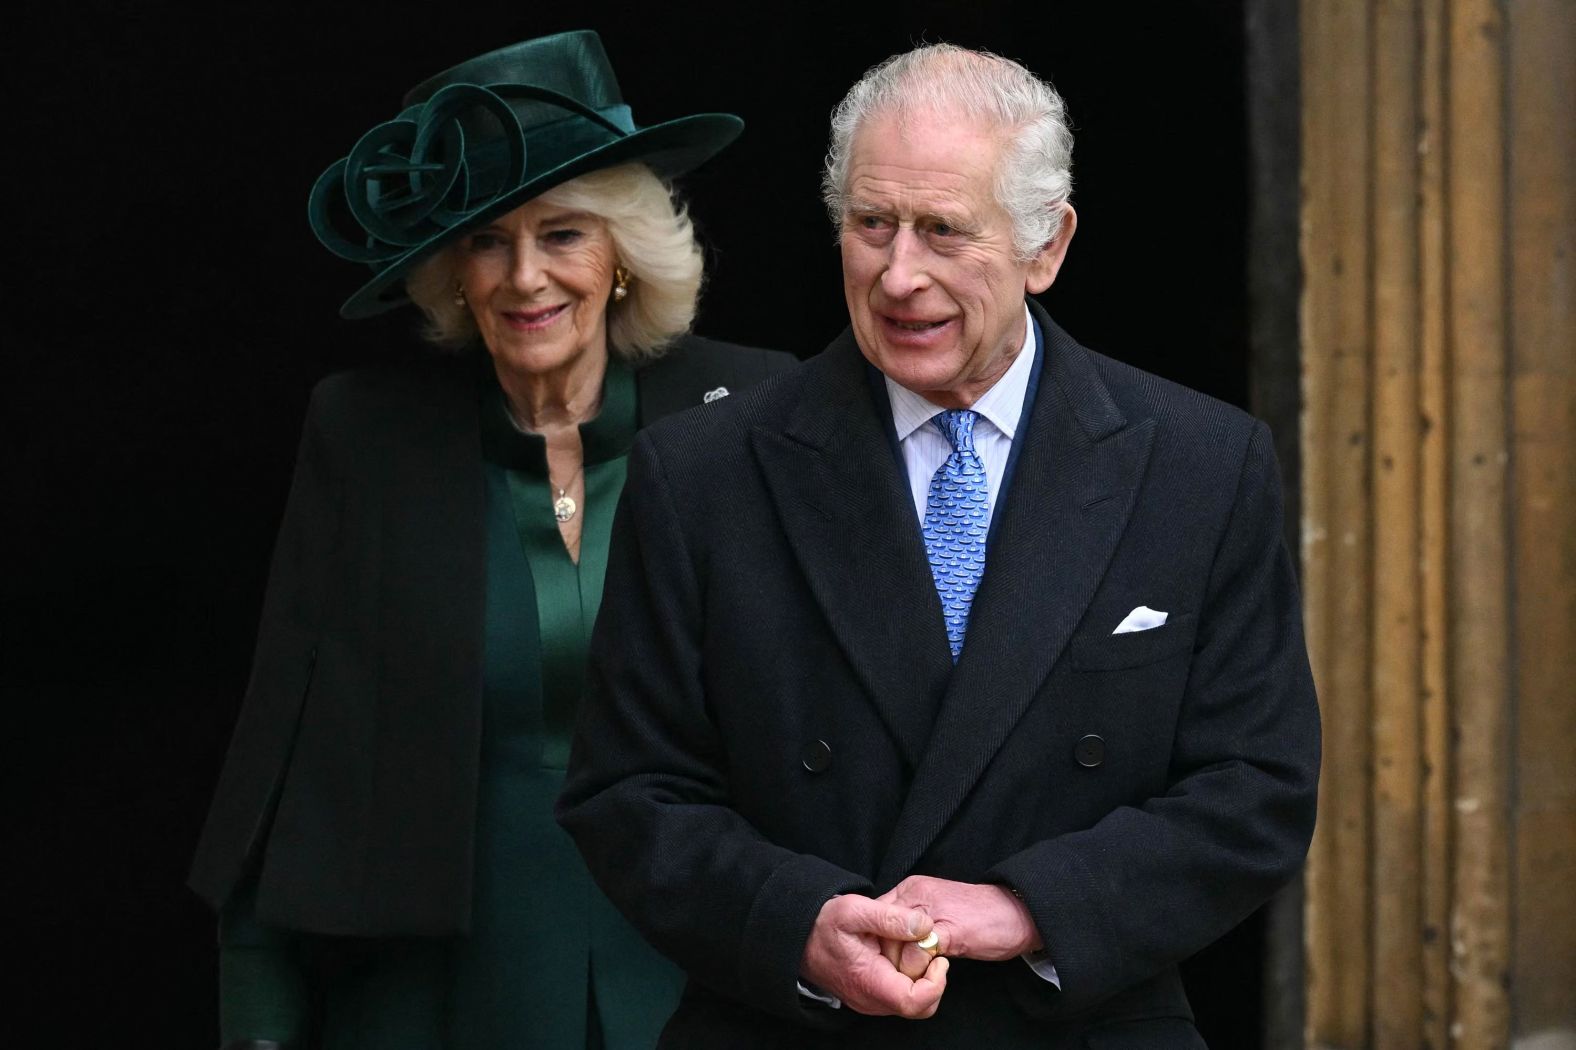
[557,301,1321,1049]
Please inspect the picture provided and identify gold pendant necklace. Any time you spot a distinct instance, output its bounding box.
[551,464,584,523]
[503,397,590,525]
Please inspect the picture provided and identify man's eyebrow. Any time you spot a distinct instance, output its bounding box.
[842,199,978,230]
[921,210,982,234]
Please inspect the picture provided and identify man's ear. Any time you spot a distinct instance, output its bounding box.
[1025,204,1078,294]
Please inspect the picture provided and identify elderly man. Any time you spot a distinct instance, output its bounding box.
[559,44,1319,1048]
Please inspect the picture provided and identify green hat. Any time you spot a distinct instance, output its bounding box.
[308,30,743,318]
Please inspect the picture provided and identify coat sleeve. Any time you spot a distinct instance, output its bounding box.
[188,380,341,911]
[557,430,869,1026]
[987,421,1320,1016]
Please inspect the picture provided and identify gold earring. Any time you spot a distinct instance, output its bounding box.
[453,283,466,307]
[613,266,630,303]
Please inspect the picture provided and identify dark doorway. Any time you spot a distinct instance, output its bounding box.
[10,2,1276,1046]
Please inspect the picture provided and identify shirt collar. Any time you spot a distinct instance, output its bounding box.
[884,302,1036,442]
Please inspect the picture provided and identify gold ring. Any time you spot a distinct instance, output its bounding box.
[915,931,940,956]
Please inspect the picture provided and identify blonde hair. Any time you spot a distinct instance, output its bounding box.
[405,162,704,362]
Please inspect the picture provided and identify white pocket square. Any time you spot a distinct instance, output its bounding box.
[1112,606,1168,634]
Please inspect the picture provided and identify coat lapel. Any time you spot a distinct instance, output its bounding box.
[876,306,1156,885]
[751,333,954,767]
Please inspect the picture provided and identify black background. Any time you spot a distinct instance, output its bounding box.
[10,1,1260,1045]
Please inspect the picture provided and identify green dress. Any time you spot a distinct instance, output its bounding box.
[218,360,685,1048]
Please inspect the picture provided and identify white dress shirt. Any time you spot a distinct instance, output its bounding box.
[795,307,1058,1008]
[885,303,1037,527]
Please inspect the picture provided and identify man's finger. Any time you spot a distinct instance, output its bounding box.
[852,951,945,1018]
[881,937,905,973]
[838,896,931,942]
[899,956,950,1019]
[897,939,935,979]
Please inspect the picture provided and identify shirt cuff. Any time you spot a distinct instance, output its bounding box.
[797,980,843,1009]
[1022,948,1061,987]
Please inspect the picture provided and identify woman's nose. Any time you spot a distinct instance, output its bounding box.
[507,243,548,294]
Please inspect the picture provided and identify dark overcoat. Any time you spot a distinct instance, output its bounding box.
[558,300,1321,1049]
[188,336,794,935]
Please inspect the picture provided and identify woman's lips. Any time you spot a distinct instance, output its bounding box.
[501,303,569,330]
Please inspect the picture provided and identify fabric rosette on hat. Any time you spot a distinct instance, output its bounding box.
[307,29,742,318]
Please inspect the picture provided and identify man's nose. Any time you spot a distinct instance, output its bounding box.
[879,228,931,298]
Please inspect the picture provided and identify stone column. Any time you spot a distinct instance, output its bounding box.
[1299,1,1575,1048]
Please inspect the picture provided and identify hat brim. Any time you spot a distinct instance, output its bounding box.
[335,112,743,319]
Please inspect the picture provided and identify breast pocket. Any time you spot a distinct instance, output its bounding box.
[1067,612,1198,672]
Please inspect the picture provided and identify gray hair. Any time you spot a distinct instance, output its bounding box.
[821,44,1074,260]
[406,162,704,362]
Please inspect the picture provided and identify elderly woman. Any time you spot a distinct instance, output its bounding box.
[189,31,792,1050]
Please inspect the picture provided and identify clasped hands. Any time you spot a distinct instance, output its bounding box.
[799,875,1041,1018]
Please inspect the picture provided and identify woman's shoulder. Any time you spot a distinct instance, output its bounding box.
[660,334,798,375]
[310,356,475,413]
[307,356,478,427]
[293,358,483,472]
[635,334,798,426]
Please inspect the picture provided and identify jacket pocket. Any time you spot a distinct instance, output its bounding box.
[1067,612,1197,671]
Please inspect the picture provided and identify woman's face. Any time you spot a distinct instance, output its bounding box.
[456,197,618,382]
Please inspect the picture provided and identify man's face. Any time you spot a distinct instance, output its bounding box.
[839,109,1073,408]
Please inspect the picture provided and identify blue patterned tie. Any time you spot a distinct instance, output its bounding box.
[921,410,990,660]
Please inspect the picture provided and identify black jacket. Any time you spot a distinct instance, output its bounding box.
[558,302,1320,1048]
[189,336,796,936]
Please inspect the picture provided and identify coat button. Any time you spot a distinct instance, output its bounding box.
[1075,734,1106,768]
[801,739,832,773]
